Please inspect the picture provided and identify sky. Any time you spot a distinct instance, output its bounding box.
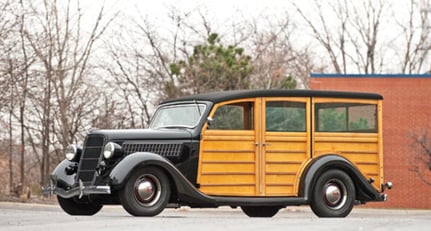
[73,0,424,74]
[80,0,408,45]
[105,0,290,19]
[82,0,300,30]
[84,0,407,25]
[79,0,318,53]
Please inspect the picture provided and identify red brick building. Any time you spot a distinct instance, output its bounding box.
[310,74,431,209]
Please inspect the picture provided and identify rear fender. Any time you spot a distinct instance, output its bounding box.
[300,155,382,202]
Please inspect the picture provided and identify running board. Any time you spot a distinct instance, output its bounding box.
[212,196,308,207]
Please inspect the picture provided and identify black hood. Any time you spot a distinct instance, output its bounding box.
[88,128,192,141]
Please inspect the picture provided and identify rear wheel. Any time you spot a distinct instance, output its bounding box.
[119,166,171,216]
[310,169,355,217]
[57,196,103,216]
[241,206,280,217]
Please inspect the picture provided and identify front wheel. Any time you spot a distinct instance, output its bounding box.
[57,196,103,216]
[119,166,171,216]
[310,169,355,217]
[241,206,280,217]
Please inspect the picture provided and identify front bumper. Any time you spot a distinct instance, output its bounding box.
[43,175,111,199]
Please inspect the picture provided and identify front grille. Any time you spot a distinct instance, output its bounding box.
[123,142,182,157]
[76,135,104,185]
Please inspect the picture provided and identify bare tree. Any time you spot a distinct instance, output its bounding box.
[21,0,114,185]
[0,0,28,194]
[293,1,348,73]
[104,30,160,127]
[246,15,322,89]
[247,17,295,89]
[132,10,193,101]
[410,128,431,186]
[293,0,386,74]
[396,0,431,74]
[348,0,385,74]
[103,5,211,128]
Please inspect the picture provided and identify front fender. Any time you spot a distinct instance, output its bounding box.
[109,152,170,188]
[43,159,77,197]
[109,152,217,206]
[51,159,76,188]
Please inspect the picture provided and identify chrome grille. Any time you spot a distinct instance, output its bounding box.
[122,142,182,157]
[76,135,104,185]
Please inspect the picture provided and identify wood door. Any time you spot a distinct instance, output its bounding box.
[261,97,311,196]
[197,98,260,196]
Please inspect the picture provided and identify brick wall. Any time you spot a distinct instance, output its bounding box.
[310,74,431,209]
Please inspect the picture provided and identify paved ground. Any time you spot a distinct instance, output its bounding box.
[1,202,430,231]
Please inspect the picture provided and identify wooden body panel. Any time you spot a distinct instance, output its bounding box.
[198,130,257,196]
[313,132,381,188]
[264,132,309,196]
[312,98,383,190]
[198,97,259,196]
[197,96,384,196]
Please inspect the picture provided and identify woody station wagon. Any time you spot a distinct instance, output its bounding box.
[44,89,392,217]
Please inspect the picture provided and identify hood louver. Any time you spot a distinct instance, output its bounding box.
[122,142,183,157]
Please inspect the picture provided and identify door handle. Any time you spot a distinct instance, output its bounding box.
[255,143,271,146]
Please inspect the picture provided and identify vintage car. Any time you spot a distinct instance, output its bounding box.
[44,89,392,217]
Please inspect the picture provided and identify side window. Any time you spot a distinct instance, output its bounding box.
[316,103,377,132]
[266,101,306,132]
[210,102,254,130]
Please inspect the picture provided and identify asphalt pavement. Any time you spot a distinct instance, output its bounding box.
[1,202,430,231]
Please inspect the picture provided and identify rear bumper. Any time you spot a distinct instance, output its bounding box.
[42,175,111,199]
[375,193,388,202]
[376,181,393,202]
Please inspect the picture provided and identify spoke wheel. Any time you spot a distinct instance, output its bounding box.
[120,166,170,216]
[57,196,103,216]
[310,169,355,217]
[241,206,280,217]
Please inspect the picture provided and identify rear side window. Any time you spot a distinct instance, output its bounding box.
[315,103,377,133]
[266,101,306,132]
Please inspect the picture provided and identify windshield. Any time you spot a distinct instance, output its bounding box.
[149,104,207,129]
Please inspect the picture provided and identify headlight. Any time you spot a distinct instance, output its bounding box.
[103,142,122,159]
[65,144,82,161]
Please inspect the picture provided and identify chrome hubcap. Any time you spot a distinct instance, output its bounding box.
[325,184,341,205]
[323,180,347,210]
[137,181,155,201]
[134,174,161,207]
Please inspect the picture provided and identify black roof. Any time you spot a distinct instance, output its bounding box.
[161,89,383,105]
